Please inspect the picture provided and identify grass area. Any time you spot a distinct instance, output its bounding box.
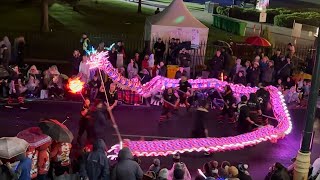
[0,3,41,32]
[50,0,154,34]
[0,0,244,60]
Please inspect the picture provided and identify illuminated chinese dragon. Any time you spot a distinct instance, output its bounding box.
[87,51,292,158]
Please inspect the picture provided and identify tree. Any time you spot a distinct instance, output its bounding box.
[41,0,49,32]
[40,0,80,32]
[138,0,142,13]
[261,26,274,47]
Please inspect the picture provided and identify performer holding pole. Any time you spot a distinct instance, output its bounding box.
[256,83,270,125]
[77,97,93,146]
[247,93,262,129]
[160,88,179,123]
[237,95,258,133]
[97,68,123,148]
[191,99,210,138]
[176,75,193,111]
[219,85,236,123]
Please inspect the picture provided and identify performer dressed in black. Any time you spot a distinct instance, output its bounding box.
[97,83,118,111]
[192,100,210,138]
[256,83,270,125]
[177,75,192,110]
[219,85,236,123]
[77,98,93,145]
[247,93,262,127]
[90,99,108,141]
[159,88,179,123]
[105,83,118,111]
[237,95,256,133]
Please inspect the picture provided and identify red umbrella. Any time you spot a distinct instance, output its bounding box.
[245,36,271,47]
[17,127,52,148]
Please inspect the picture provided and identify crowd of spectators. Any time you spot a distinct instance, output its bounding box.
[3,136,320,180]
[0,34,314,108]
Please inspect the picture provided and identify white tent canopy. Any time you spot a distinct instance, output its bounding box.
[144,0,209,45]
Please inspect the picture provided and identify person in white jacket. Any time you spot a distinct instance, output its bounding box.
[78,56,91,83]
[148,54,155,76]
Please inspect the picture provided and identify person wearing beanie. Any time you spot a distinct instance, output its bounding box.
[168,154,191,180]
[148,158,161,175]
[237,163,252,180]
[228,166,240,180]
[158,168,168,180]
[173,168,184,180]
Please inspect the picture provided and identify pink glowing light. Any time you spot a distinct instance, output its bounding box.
[86,52,292,157]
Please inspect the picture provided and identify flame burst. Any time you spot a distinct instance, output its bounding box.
[68,78,84,94]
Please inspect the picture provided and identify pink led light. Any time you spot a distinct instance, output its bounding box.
[86,52,292,157]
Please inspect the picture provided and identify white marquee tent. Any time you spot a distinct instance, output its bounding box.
[144,0,209,46]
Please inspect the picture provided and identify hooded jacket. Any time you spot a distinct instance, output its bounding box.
[0,165,14,180]
[111,147,143,180]
[80,139,110,180]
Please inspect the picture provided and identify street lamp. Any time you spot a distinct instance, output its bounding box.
[293,28,320,179]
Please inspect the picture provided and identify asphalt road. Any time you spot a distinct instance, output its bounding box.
[0,101,320,179]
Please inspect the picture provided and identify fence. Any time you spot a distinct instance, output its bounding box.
[0,31,314,72]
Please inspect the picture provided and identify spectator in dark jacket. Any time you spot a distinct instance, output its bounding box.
[140,69,151,84]
[0,159,14,180]
[178,48,191,78]
[276,57,292,81]
[247,62,260,87]
[111,147,143,180]
[1,44,10,71]
[175,67,187,79]
[80,139,110,180]
[234,71,247,86]
[265,162,290,180]
[271,49,283,72]
[221,47,232,74]
[158,62,166,77]
[71,50,82,75]
[237,163,252,180]
[154,38,165,64]
[261,60,274,85]
[209,50,224,79]
[108,47,117,68]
